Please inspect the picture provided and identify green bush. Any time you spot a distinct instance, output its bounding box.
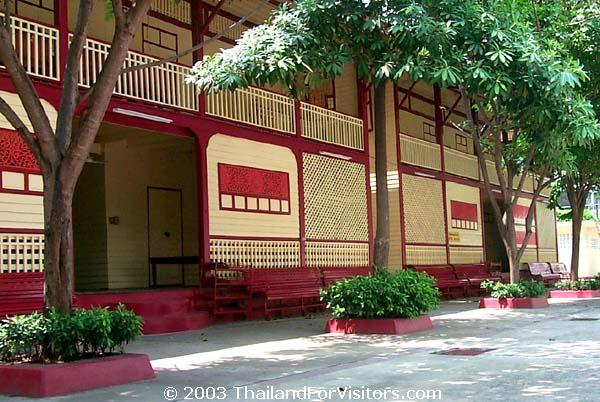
[320,269,440,319]
[0,304,143,363]
[555,279,600,290]
[480,280,547,299]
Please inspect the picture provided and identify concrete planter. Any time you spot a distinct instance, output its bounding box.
[479,297,549,309]
[325,315,433,335]
[550,290,600,299]
[0,353,154,398]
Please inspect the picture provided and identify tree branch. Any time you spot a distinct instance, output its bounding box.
[56,0,94,155]
[112,0,125,29]
[511,144,537,208]
[0,13,60,168]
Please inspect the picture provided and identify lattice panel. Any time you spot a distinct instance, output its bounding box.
[0,233,44,273]
[209,239,300,268]
[538,249,558,263]
[303,154,368,241]
[449,247,484,264]
[536,202,557,249]
[0,129,39,170]
[305,242,369,268]
[402,174,446,244]
[406,245,447,265]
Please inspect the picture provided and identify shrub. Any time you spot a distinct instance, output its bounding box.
[555,279,600,290]
[320,269,440,319]
[0,304,143,363]
[480,280,547,299]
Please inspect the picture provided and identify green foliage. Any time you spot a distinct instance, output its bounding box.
[556,279,600,290]
[480,280,547,299]
[556,208,597,222]
[0,304,143,363]
[320,269,440,319]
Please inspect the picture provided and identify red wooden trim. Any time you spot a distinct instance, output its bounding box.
[394,84,408,266]
[397,85,467,119]
[405,242,448,247]
[0,228,44,234]
[200,0,226,37]
[450,200,478,222]
[209,235,300,242]
[304,239,369,244]
[297,151,306,268]
[217,163,290,199]
[196,135,210,264]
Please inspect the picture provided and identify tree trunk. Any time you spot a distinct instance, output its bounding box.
[43,172,75,314]
[504,209,521,283]
[569,194,588,281]
[373,81,389,270]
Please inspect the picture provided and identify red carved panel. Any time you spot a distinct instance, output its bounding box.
[450,200,478,231]
[0,129,39,171]
[450,201,478,221]
[516,231,537,245]
[514,205,530,220]
[218,163,289,200]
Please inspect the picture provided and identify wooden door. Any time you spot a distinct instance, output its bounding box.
[148,187,183,286]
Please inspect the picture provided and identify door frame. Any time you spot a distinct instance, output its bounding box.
[147,186,184,287]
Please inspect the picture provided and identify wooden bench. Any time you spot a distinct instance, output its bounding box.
[524,262,561,285]
[548,262,570,280]
[246,268,323,318]
[0,272,44,317]
[408,265,469,299]
[452,264,504,296]
[321,266,372,288]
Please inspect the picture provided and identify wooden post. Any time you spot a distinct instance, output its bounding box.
[54,0,68,81]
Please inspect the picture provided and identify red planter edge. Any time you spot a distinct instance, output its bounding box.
[479,297,549,309]
[0,353,155,398]
[325,315,433,335]
[549,290,600,299]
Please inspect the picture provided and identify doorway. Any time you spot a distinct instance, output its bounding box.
[483,198,509,272]
[148,187,184,286]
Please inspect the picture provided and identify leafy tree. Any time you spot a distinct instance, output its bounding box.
[188,0,599,282]
[531,1,600,280]
[0,0,259,312]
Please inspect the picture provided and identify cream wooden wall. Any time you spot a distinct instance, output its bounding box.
[206,134,299,239]
[103,135,198,289]
[445,181,484,264]
[335,63,359,117]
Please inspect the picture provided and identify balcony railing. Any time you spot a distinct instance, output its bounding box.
[444,148,479,180]
[6,19,366,151]
[2,14,59,81]
[300,103,364,150]
[77,37,198,111]
[206,87,297,135]
[399,134,442,171]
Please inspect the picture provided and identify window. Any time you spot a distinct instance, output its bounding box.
[455,134,468,152]
[422,122,436,143]
[142,24,178,58]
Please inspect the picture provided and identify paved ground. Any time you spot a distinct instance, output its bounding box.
[4,298,600,402]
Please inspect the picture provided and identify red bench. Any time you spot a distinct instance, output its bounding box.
[408,265,469,299]
[548,262,570,280]
[246,268,323,318]
[452,264,504,296]
[0,272,44,317]
[524,262,561,285]
[321,266,372,287]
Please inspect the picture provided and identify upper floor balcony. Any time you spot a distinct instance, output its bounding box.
[0,4,365,152]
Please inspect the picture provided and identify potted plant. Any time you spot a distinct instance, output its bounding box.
[0,304,154,397]
[321,269,440,334]
[479,280,549,309]
[550,277,600,298]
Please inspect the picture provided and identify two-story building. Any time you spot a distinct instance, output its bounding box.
[0,0,558,332]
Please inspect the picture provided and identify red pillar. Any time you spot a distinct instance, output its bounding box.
[54,0,69,82]
[191,0,206,115]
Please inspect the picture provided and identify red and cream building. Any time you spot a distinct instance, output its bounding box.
[0,1,557,325]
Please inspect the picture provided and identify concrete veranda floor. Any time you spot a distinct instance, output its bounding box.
[4,298,600,402]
